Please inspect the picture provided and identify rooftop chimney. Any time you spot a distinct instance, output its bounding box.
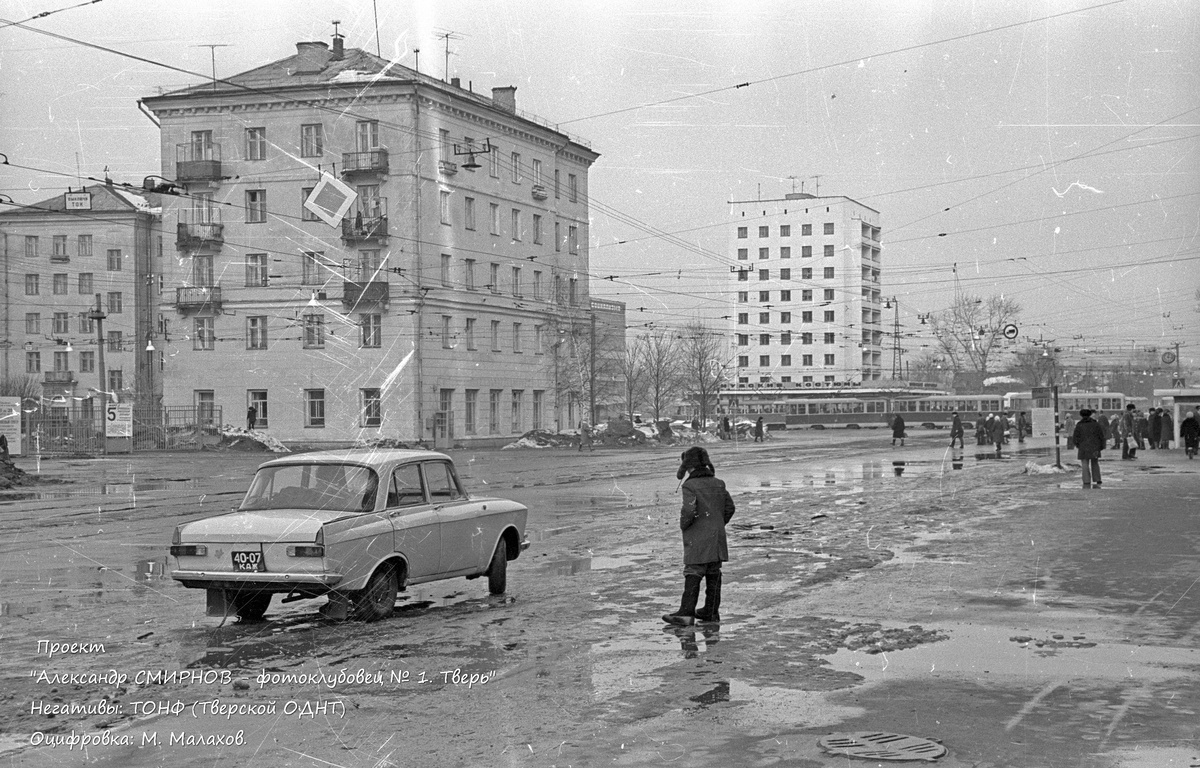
[491,85,517,113]
[331,35,344,60]
[450,76,461,89]
[294,41,329,75]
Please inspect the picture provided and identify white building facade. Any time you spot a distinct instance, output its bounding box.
[728,193,883,389]
[141,38,605,446]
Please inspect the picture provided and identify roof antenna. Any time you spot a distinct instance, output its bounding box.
[372,0,381,56]
[191,44,230,92]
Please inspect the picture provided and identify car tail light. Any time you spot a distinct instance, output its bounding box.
[286,545,324,558]
[172,526,181,546]
[170,544,207,557]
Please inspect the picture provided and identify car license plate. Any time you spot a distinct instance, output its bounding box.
[231,551,265,572]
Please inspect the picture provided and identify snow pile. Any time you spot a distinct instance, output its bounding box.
[502,430,576,450]
[352,437,426,451]
[216,425,290,453]
[1023,461,1066,475]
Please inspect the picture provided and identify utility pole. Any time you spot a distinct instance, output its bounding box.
[88,294,107,455]
[589,313,597,427]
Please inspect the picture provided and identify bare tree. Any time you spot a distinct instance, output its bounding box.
[556,316,625,425]
[1009,345,1060,388]
[640,331,685,421]
[907,350,950,387]
[677,321,728,424]
[928,293,1022,387]
[0,375,41,400]
[616,335,649,421]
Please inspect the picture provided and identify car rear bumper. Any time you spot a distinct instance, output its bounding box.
[171,570,343,590]
[519,535,531,552]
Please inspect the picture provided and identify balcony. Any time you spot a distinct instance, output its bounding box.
[177,208,224,250]
[342,281,390,309]
[44,370,76,384]
[176,285,222,313]
[437,159,457,175]
[342,149,389,176]
[175,142,222,182]
[341,198,388,244]
[531,184,548,201]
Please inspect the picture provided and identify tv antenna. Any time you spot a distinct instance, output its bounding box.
[436,29,465,81]
[810,174,822,196]
[191,44,230,92]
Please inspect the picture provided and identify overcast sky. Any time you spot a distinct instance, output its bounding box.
[2,0,1197,371]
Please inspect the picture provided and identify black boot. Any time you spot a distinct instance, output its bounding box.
[662,575,702,626]
[695,572,722,623]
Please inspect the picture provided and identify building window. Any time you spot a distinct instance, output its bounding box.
[489,203,500,235]
[555,222,561,252]
[464,259,476,290]
[193,318,214,350]
[824,244,835,258]
[737,270,748,282]
[465,318,476,349]
[245,127,266,160]
[759,312,769,324]
[107,291,122,314]
[781,331,792,345]
[489,145,500,177]
[802,245,813,258]
[361,388,382,427]
[465,390,478,434]
[569,278,578,306]
[532,158,543,186]
[246,189,266,223]
[737,313,748,325]
[356,120,379,151]
[511,266,522,296]
[247,316,268,349]
[803,354,814,366]
[802,268,813,280]
[824,332,836,344]
[802,311,813,323]
[248,390,268,428]
[824,267,835,279]
[759,355,770,366]
[491,320,501,351]
[781,311,792,323]
[511,208,522,240]
[824,288,835,300]
[780,354,792,366]
[108,369,123,393]
[24,236,38,259]
[824,222,835,235]
[79,312,94,334]
[77,235,92,257]
[568,225,578,254]
[781,290,792,301]
[758,269,769,281]
[801,224,812,236]
[534,324,544,354]
[824,354,836,365]
[106,249,122,271]
[759,291,770,302]
[490,263,500,293]
[780,269,791,280]
[533,270,543,300]
[737,334,748,346]
[759,333,770,345]
[780,225,791,237]
[759,247,769,260]
[305,389,325,427]
[51,236,67,260]
[802,289,812,301]
[737,356,749,368]
[513,322,522,353]
[25,313,40,334]
[738,291,748,303]
[532,390,544,430]
[80,351,95,373]
[488,389,501,433]
[533,214,543,244]
[440,190,451,225]
[193,254,214,287]
[302,251,327,285]
[442,315,453,348]
[303,314,325,348]
[441,254,452,286]
[300,124,324,156]
[737,248,748,261]
[360,314,381,348]
[568,173,578,202]
[511,152,521,182]
[824,311,835,322]
[301,187,319,221]
[554,169,561,198]
[246,253,268,286]
[511,390,523,432]
[464,196,476,230]
[780,246,791,259]
[52,273,68,295]
[758,226,769,237]
[53,312,69,334]
[737,226,748,238]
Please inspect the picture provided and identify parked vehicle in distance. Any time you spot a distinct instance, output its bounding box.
[169,449,529,621]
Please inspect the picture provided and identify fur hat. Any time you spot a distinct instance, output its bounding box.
[677,446,714,479]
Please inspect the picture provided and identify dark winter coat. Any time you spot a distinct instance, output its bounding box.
[1097,413,1110,439]
[1180,416,1200,447]
[950,415,964,437]
[990,415,1008,444]
[891,415,906,439]
[1149,411,1162,439]
[1160,412,1174,444]
[679,467,735,565]
[1073,416,1106,460]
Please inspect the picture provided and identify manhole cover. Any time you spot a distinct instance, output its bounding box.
[819,731,947,761]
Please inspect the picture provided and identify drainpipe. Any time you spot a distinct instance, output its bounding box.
[137,100,161,128]
[412,86,424,443]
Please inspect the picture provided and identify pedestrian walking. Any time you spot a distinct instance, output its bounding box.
[247,405,257,431]
[1016,411,1027,443]
[1134,409,1148,450]
[1096,410,1111,449]
[1073,408,1106,489]
[975,414,988,446]
[1180,411,1199,459]
[1108,413,1122,450]
[990,412,1008,457]
[891,413,906,447]
[662,447,735,626]
[578,421,594,452]
[1063,412,1076,450]
[753,417,765,443]
[1120,403,1138,460]
[1160,410,1174,450]
[949,411,964,449]
[721,416,731,440]
[1148,408,1162,449]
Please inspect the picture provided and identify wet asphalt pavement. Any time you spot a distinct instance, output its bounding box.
[0,431,1198,767]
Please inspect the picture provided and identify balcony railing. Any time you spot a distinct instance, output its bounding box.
[531,184,548,201]
[437,159,457,175]
[342,149,389,175]
[342,281,390,309]
[175,142,222,182]
[177,207,223,249]
[176,285,222,313]
[44,370,76,384]
[341,198,388,243]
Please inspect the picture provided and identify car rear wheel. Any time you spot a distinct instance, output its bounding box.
[356,566,397,621]
[231,591,271,622]
[487,540,508,595]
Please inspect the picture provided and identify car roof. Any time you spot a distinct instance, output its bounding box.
[256,448,451,471]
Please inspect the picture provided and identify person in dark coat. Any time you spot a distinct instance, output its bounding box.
[753,417,765,443]
[1148,408,1162,449]
[1016,411,1027,443]
[1134,409,1148,450]
[1180,411,1199,459]
[1096,410,1109,448]
[1160,410,1174,449]
[1073,408,1106,488]
[990,412,1008,456]
[975,413,988,445]
[663,447,735,626]
[1120,403,1138,460]
[247,405,257,430]
[949,412,964,449]
[891,414,906,447]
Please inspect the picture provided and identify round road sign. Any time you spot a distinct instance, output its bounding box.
[1002,324,1019,340]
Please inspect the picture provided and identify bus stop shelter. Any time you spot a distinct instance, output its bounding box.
[1154,387,1200,447]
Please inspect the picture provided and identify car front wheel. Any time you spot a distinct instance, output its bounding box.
[355,566,397,621]
[487,540,508,595]
[231,591,271,622]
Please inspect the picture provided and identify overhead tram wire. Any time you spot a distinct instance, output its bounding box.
[0,0,102,31]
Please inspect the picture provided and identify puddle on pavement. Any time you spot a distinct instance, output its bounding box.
[0,477,201,505]
[0,550,172,616]
[539,554,646,576]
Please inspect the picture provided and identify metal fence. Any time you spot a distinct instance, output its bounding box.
[25,405,222,454]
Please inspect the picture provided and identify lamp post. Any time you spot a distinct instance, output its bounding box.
[87,294,107,455]
[883,297,901,380]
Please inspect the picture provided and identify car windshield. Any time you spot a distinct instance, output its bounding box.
[241,463,379,513]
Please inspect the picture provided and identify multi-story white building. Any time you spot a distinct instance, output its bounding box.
[141,35,608,446]
[728,193,883,389]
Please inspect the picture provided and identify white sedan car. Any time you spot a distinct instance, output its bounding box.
[169,449,529,621]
